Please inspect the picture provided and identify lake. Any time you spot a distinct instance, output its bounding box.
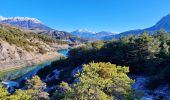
[0,49,69,91]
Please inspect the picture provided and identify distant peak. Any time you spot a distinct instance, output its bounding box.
[0,16,7,20]
[0,16,52,30]
[0,16,42,24]
[75,29,96,34]
[73,29,119,35]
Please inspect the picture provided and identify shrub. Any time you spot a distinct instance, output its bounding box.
[52,62,134,100]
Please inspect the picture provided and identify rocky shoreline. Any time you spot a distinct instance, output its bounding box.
[0,51,63,72]
[0,38,69,72]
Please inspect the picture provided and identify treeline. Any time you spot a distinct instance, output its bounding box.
[68,30,170,89]
[38,30,170,90]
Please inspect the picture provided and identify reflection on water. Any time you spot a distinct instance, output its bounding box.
[0,49,69,89]
[0,60,53,81]
[0,61,53,90]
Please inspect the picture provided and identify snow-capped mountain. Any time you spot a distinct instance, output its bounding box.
[71,29,117,39]
[0,16,52,30]
[75,29,96,34]
[0,16,90,43]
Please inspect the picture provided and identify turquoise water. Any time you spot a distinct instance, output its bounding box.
[1,49,69,89]
[0,59,56,81]
[57,49,69,57]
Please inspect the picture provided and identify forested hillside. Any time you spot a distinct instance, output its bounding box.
[0,24,67,71]
[67,30,170,88]
[35,30,170,99]
[1,26,170,99]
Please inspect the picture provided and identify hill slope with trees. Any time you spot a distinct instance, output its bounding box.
[0,24,67,71]
[37,30,170,99]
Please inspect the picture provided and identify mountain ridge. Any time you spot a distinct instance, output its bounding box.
[71,29,117,39]
[0,16,89,43]
[0,16,52,30]
[103,14,170,40]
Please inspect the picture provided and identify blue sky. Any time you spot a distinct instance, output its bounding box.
[0,0,170,32]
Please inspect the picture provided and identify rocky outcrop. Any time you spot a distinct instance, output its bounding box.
[0,39,64,71]
[0,24,69,71]
[131,76,170,100]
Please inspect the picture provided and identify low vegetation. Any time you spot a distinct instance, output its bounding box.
[51,62,134,100]
[1,62,136,100]
[67,30,170,89]
[0,76,49,100]
[38,30,170,91]
[0,24,67,53]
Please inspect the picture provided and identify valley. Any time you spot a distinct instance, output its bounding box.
[0,24,69,72]
[1,12,170,100]
[0,49,69,92]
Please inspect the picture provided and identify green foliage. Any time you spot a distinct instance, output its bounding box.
[0,24,67,53]
[26,76,46,91]
[25,76,49,100]
[52,62,134,100]
[0,83,31,100]
[7,90,31,100]
[0,76,49,100]
[37,30,170,98]
[64,30,170,89]
[67,32,161,74]
[0,84,9,99]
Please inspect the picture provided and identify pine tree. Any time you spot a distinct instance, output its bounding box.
[52,62,134,100]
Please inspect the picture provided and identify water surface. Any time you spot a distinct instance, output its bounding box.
[1,49,69,90]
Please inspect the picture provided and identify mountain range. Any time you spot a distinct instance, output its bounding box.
[103,14,170,40]
[0,16,88,43]
[71,29,117,39]
[1,14,170,41]
[0,16,111,41]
